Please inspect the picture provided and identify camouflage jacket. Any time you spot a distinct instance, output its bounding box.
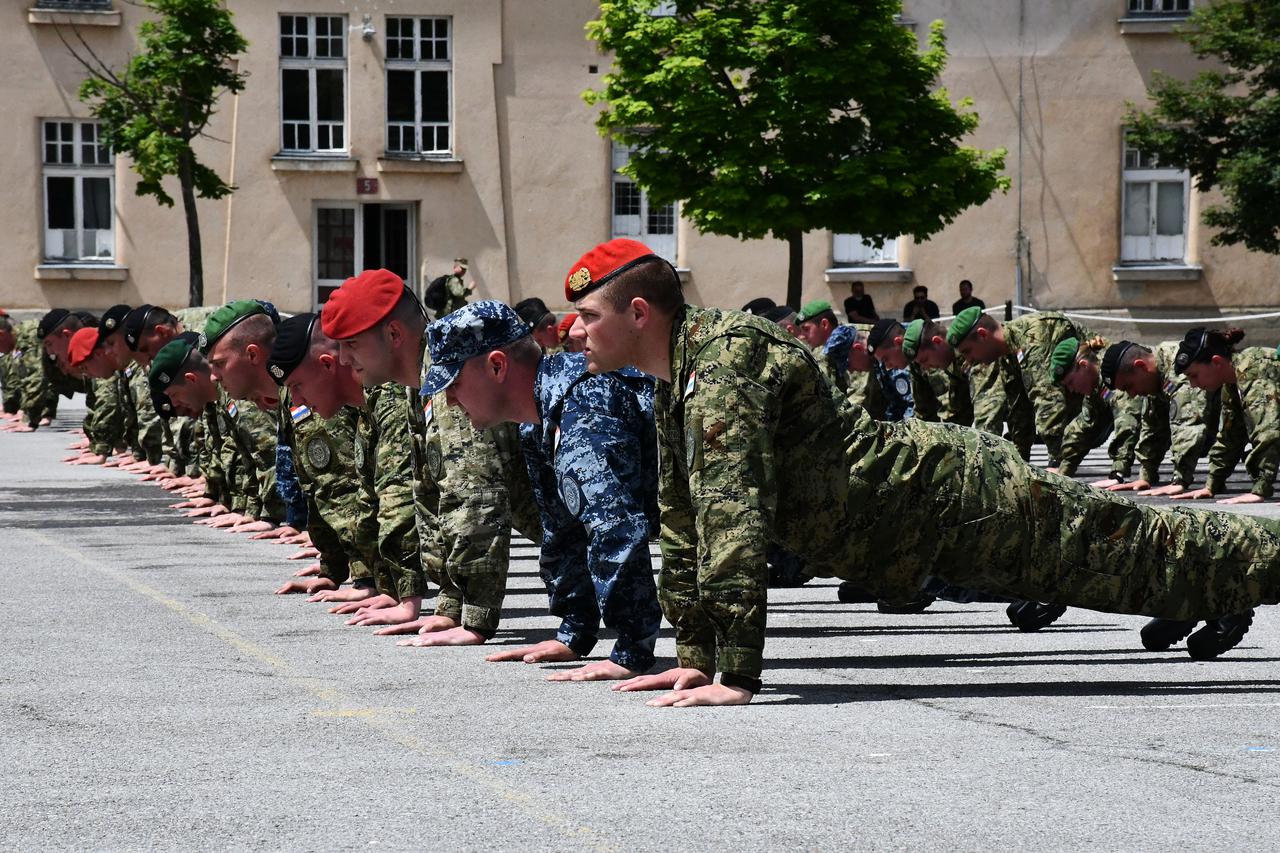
[519,353,662,672]
[1207,347,1280,497]
[1000,312,1092,462]
[356,382,424,600]
[1133,343,1220,487]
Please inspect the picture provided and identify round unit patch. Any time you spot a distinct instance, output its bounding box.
[305,437,332,471]
[894,376,910,397]
[426,442,444,481]
[559,473,584,517]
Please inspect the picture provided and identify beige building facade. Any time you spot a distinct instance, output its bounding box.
[4,0,1278,328]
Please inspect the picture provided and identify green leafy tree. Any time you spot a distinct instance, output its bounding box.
[63,0,248,306]
[585,0,1007,308]
[1126,0,1280,254]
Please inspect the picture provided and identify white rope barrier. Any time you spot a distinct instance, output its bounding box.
[1010,305,1280,325]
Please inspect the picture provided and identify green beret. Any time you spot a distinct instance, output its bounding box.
[945,306,985,346]
[1049,337,1081,383]
[901,319,925,360]
[796,300,833,324]
[200,299,268,353]
[148,332,200,393]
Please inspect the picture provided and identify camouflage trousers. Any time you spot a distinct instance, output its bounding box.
[829,420,1280,620]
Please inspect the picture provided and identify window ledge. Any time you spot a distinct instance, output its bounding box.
[825,267,914,284]
[28,8,121,26]
[376,156,464,174]
[1111,263,1202,282]
[36,263,128,281]
[1118,16,1188,35]
[674,267,691,284]
[271,155,359,173]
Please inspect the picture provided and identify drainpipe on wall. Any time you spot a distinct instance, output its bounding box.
[220,62,241,305]
[1013,0,1026,310]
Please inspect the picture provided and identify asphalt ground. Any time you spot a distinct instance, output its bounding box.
[3,398,1279,851]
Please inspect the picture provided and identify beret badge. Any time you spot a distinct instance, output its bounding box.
[567,267,592,293]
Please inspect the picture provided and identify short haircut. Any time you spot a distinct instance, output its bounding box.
[596,256,684,315]
[174,348,212,384]
[220,313,277,350]
[1119,343,1153,373]
[974,313,1000,332]
[500,335,543,367]
[959,279,973,288]
[148,307,179,331]
[388,289,427,331]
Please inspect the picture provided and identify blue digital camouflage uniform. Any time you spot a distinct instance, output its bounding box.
[820,325,912,421]
[519,352,662,672]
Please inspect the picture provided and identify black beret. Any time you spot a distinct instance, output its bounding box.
[98,304,133,339]
[761,305,796,324]
[73,310,98,328]
[122,304,155,351]
[1100,340,1137,388]
[513,297,553,328]
[867,318,903,352]
[37,308,71,340]
[267,313,318,384]
[741,297,778,316]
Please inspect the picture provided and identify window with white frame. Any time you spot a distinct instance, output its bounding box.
[42,119,114,262]
[1127,0,1191,15]
[1121,141,1189,263]
[832,233,899,266]
[649,1,678,16]
[385,16,452,156]
[612,142,677,264]
[279,14,347,153]
[314,202,415,306]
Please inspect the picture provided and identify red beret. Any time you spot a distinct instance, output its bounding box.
[67,326,100,366]
[320,268,406,339]
[557,312,578,344]
[565,238,664,302]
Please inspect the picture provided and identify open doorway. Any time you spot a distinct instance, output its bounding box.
[314,202,416,306]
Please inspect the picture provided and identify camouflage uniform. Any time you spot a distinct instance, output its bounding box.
[969,361,1009,438]
[518,353,662,672]
[1131,343,1220,488]
[1206,347,1280,498]
[281,396,373,588]
[125,364,167,465]
[997,312,1093,463]
[355,382,424,602]
[18,333,89,428]
[0,322,31,414]
[910,351,974,426]
[83,373,129,457]
[1056,382,1143,479]
[438,273,471,317]
[658,305,1280,686]
[409,384,540,637]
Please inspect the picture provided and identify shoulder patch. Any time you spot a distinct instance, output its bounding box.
[291,404,311,423]
[1163,379,1177,396]
[683,370,697,399]
[1101,388,1113,402]
[1015,349,1025,364]
[559,472,583,517]
[422,397,433,428]
[226,401,238,418]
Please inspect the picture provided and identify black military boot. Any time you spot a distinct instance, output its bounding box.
[836,583,876,604]
[876,595,936,615]
[1138,617,1198,652]
[1005,601,1068,632]
[1186,610,1254,661]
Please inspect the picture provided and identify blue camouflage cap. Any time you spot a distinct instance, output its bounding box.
[823,324,859,364]
[421,300,532,396]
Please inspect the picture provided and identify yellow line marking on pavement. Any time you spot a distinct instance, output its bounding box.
[1088,702,1280,711]
[29,530,616,853]
[309,707,418,718]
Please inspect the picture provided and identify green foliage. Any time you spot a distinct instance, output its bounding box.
[584,0,1008,251]
[76,0,247,207]
[1125,0,1280,253]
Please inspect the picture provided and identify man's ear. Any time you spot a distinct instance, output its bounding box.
[975,327,990,341]
[1132,357,1150,372]
[487,350,509,381]
[630,297,652,329]
[318,352,336,373]
[183,371,199,386]
[245,343,262,364]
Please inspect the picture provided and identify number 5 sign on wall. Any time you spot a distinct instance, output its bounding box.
[356,177,379,195]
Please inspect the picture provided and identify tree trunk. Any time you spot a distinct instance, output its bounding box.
[177,150,204,307]
[785,228,803,310]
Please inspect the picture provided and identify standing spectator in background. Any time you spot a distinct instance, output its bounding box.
[514,298,560,351]
[844,281,878,324]
[902,286,940,322]
[953,279,985,315]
